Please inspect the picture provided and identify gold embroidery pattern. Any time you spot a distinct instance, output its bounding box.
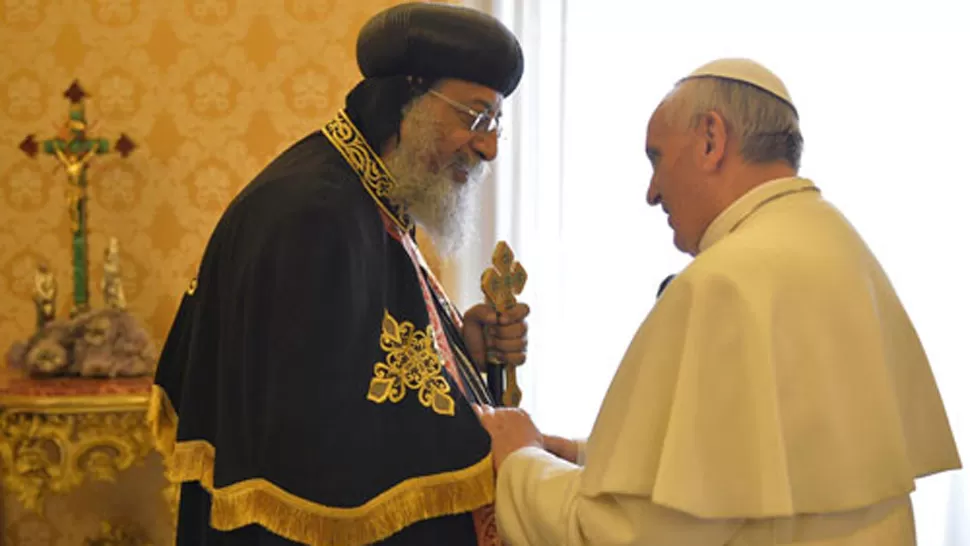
[367,311,455,417]
[322,111,412,232]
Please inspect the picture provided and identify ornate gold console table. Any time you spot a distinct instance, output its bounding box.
[0,371,172,545]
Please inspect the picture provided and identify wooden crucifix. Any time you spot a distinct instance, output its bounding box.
[19,80,136,317]
[480,241,528,407]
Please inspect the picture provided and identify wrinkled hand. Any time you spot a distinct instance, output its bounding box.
[462,303,530,371]
[541,434,580,464]
[474,405,544,470]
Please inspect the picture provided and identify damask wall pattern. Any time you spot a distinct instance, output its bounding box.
[0,0,453,359]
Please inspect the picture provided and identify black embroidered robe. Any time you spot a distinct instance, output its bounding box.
[149,111,498,546]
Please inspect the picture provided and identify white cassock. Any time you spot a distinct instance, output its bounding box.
[495,177,962,546]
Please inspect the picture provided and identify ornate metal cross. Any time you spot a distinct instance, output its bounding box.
[480,241,527,407]
[19,80,136,317]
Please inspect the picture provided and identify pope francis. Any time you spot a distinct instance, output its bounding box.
[475,58,963,545]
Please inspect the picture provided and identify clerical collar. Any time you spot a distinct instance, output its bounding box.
[321,110,414,232]
[698,177,820,253]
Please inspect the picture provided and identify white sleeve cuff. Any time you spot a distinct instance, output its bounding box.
[575,438,588,466]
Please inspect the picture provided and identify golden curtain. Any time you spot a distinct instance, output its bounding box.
[0,0,451,357]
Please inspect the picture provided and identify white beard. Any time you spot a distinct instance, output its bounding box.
[383,102,489,257]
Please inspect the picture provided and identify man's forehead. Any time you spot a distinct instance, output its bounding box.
[475,94,503,113]
[439,79,504,112]
[466,87,504,113]
[645,105,669,144]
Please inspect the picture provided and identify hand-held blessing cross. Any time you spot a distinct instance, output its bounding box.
[18,80,136,317]
[480,241,528,407]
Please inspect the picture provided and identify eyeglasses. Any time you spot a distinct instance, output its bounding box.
[427,89,502,137]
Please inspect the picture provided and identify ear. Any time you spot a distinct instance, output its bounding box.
[696,111,728,171]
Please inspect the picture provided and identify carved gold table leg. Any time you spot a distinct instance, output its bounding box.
[0,393,153,514]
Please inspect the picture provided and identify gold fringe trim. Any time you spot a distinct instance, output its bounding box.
[147,384,178,458]
[146,385,496,546]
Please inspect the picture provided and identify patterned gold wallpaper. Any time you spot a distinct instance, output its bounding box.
[0,0,451,358]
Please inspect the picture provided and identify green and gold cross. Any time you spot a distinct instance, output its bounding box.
[18,80,136,317]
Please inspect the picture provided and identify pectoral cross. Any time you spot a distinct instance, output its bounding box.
[18,80,136,317]
[480,241,528,407]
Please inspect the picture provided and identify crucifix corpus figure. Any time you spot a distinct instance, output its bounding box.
[19,80,136,317]
[480,240,528,407]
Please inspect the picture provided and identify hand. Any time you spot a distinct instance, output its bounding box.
[542,434,580,464]
[462,303,530,371]
[473,405,543,470]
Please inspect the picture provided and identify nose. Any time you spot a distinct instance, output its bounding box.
[646,176,661,207]
[470,131,498,162]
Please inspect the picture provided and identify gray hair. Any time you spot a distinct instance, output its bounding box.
[665,77,803,170]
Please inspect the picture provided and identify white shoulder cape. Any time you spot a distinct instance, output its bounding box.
[578,178,961,519]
